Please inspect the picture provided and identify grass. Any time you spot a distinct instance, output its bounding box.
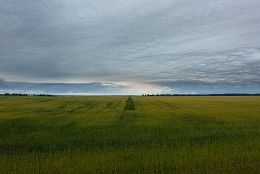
[0,96,259,173]
[124,96,135,110]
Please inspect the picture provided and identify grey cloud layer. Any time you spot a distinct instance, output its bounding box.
[0,80,126,95]
[0,0,260,93]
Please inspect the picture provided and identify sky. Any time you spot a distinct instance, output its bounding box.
[0,0,260,95]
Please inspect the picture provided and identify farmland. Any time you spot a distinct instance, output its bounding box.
[0,96,259,173]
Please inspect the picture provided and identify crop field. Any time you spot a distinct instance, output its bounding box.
[0,96,259,173]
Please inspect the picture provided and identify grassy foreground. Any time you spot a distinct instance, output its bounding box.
[0,96,259,173]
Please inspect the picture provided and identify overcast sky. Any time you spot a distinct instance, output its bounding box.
[1,0,260,94]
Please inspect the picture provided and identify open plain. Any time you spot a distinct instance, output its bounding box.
[0,96,259,173]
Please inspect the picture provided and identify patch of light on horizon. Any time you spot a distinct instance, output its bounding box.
[118,82,173,95]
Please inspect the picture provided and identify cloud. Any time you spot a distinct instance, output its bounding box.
[0,81,126,95]
[0,0,260,93]
[154,80,260,94]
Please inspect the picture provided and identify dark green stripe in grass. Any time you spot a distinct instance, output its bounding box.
[124,96,135,110]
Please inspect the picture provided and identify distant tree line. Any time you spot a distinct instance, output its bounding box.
[142,93,260,96]
[0,93,54,96]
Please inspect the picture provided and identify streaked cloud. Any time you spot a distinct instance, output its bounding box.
[0,80,125,95]
[0,0,260,94]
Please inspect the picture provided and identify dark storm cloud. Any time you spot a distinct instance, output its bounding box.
[0,0,260,93]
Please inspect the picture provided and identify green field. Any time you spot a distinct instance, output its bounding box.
[0,96,259,173]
